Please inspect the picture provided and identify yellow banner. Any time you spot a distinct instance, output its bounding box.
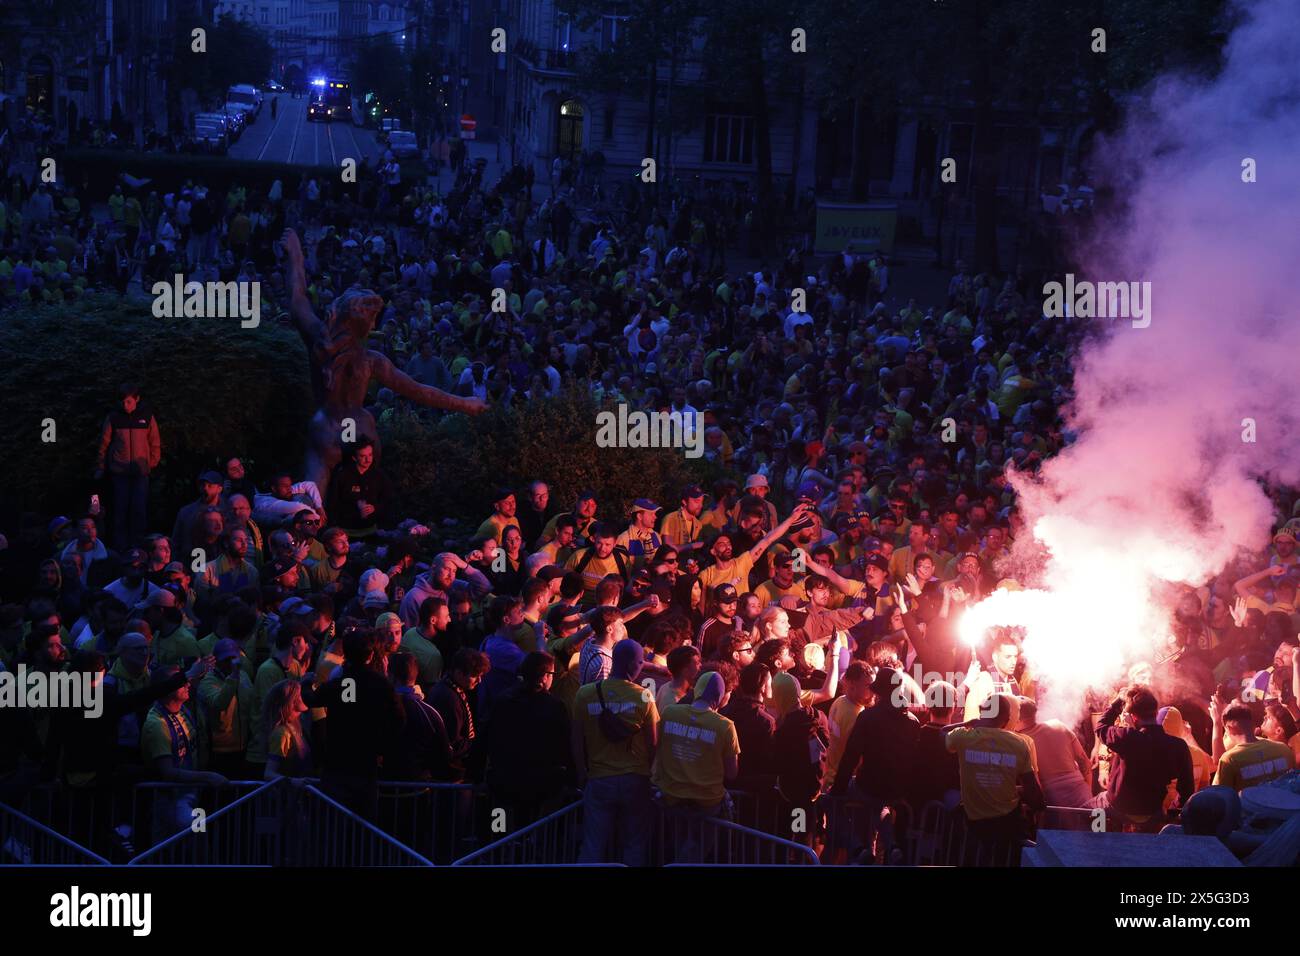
[814,202,897,255]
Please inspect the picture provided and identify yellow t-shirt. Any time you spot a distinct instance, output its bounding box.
[197,670,252,754]
[565,547,627,596]
[573,679,658,779]
[1213,740,1296,791]
[825,696,865,788]
[698,553,756,615]
[946,726,1035,821]
[754,577,805,610]
[140,705,198,769]
[652,704,741,804]
[473,513,520,545]
[154,626,201,668]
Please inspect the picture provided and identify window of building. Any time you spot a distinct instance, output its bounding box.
[603,105,615,140]
[601,15,628,51]
[555,13,572,52]
[704,113,754,165]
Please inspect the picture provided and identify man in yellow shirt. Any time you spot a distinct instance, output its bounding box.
[754,552,805,609]
[653,671,740,817]
[698,503,813,617]
[197,638,254,778]
[572,639,659,865]
[564,522,631,599]
[659,484,708,554]
[615,499,663,566]
[945,693,1043,863]
[1211,700,1296,791]
[825,662,872,789]
[889,520,931,581]
[473,487,521,544]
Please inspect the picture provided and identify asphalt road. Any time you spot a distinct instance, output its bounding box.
[227,93,384,168]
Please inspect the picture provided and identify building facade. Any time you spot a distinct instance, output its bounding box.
[504,0,818,194]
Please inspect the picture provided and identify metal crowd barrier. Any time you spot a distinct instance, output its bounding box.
[17,779,266,863]
[455,797,821,866]
[127,780,289,865]
[655,805,819,865]
[453,799,585,866]
[374,781,480,865]
[0,802,112,866]
[294,785,435,866]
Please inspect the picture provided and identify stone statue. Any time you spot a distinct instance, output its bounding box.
[280,228,486,497]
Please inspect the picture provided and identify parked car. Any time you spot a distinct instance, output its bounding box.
[225,84,262,121]
[188,118,228,155]
[386,130,420,160]
[263,80,285,92]
[196,111,241,142]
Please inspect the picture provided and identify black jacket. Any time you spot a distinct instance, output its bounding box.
[831,701,923,803]
[720,694,776,791]
[385,689,454,782]
[484,684,571,799]
[326,461,393,530]
[301,666,404,778]
[1096,700,1194,817]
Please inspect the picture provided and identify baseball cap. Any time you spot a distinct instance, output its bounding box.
[713,583,739,603]
[796,481,821,501]
[163,561,187,575]
[745,474,769,490]
[537,564,566,582]
[631,498,661,515]
[576,489,598,504]
[198,470,223,486]
[212,638,242,662]
[47,516,72,538]
[263,558,297,582]
[865,553,890,573]
[279,596,312,617]
[682,484,706,500]
[134,588,177,611]
[773,551,796,568]
[547,603,585,630]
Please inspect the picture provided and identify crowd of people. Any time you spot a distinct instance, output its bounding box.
[2,121,1299,866]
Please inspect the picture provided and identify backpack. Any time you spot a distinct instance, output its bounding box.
[595,680,639,744]
[573,545,630,582]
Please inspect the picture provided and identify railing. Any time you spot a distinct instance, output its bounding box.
[0,802,112,866]
[455,797,820,866]
[18,779,268,863]
[374,781,479,865]
[127,780,288,865]
[655,805,819,865]
[453,799,585,866]
[294,785,435,866]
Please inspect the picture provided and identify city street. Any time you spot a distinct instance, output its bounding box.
[227,93,383,168]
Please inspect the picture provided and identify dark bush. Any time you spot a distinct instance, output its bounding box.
[0,294,314,524]
[378,387,725,534]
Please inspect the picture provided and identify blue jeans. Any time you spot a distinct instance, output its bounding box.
[579,773,652,866]
[112,472,149,550]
